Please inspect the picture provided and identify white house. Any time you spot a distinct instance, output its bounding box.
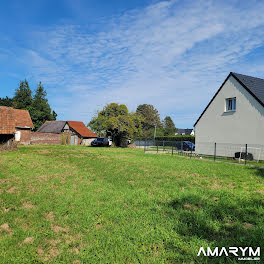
[194,72,264,160]
[175,128,195,136]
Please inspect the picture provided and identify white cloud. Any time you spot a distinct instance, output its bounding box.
[20,0,264,127]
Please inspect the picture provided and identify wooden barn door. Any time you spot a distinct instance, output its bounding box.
[71,135,75,145]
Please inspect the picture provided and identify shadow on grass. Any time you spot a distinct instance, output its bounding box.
[163,193,264,263]
[247,166,264,179]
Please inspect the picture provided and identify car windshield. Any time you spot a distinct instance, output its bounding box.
[97,138,104,142]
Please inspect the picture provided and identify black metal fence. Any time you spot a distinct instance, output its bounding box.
[134,140,264,166]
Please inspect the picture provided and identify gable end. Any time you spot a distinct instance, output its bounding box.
[194,73,232,127]
[194,72,264,127]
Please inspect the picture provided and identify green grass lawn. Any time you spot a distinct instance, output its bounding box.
[145,146,264,167]
[0,145,263,263]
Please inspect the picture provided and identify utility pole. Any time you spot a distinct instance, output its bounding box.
[154,125,157,139]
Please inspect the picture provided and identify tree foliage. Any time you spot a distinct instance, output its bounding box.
[30,82,56,130]
[0,79,57,130]
[88,103,142,147]
[12,80,32,110]
[0,96,13,107]
[136,104,162,130]
[163,116,176,136]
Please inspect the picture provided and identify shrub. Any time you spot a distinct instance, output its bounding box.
[61,134,65,145]
[66,135,70,145]
[154,136,195,143]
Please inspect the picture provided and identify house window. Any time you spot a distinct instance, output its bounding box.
[225,97,236,111]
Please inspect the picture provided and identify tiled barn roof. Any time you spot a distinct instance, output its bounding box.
[0,106,34,134]
[67,121,98,138]
[37,121,66,133]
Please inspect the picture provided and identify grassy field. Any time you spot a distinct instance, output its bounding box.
[0,145,263,263]
[145,146,264,167]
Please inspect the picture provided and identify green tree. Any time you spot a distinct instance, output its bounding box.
[136,104,162,137]
[0,96,13,107]
[142,127,164,139]
[163,116,176,136]
[12,80,32,110]
[30,82,57,130]
[52,110,57,120]
[10,80,57,130]
[88,103,142,147]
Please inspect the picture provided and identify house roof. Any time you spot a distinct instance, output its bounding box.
[67,121,98,138]
[37,120,98,137]
[177,128,193,135]
[194,72,264,127]
[0,107,16,134]
[12,108,34,128]
[232,72,264,106]
[0,106,34,134]
[37,121,66,133]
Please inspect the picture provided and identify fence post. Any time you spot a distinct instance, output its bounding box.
[172,143,173,155]
[156,141,158,154]
[144,140,146,153]
[163,140,165,152]
[181,141,183,155]
[245,144,247,166]
[214,142,216,162]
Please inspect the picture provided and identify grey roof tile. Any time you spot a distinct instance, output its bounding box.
[37,121,66,133]
[232,72,264,106]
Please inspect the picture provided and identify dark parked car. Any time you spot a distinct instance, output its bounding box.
[234,152,253,160]
[91,137,111,147]
[175,141,195,151]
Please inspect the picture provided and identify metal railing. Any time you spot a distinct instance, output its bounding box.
[134,140,264,166]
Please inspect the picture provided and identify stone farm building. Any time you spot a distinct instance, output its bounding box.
[0,106,34,146]
[34,120,98,145]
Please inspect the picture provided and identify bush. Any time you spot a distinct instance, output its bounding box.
[154,136,195,143]
[61,134,66,145]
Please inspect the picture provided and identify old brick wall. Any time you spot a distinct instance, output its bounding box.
[18,129,31,145]
[82,138,96,146]
[31,132,62,144]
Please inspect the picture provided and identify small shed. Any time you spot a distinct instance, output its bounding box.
[0,106,34,146]
[65,121,98,146]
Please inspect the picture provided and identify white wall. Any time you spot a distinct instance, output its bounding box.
[195,76,264,159]
[82,138,96,146]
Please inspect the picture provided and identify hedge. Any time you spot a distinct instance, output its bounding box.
[154,136,195,143]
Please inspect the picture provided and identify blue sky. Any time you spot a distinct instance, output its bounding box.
[1,0,264,128]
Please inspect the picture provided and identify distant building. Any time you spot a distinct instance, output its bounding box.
[175,128,194,136]
[37,120,98,145]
